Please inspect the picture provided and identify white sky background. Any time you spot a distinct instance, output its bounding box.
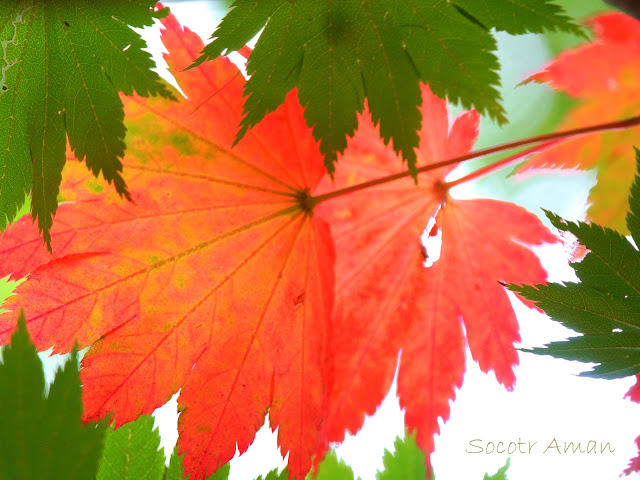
[139,3,640,479]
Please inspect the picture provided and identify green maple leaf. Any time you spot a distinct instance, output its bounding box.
[377,434,426,480]
[257,469,288,480]
[205,462,231,480]
[163,448,186,480]
[511,149,640,379]
[0,311,106,480]
[0,2,174,248]
[97,416,232,480]
[305,435,510,480]
[452,0,580,34]
[192,0,580,175]
[484,458,510,480]
[314,451,354,480]
[97,415,165,480]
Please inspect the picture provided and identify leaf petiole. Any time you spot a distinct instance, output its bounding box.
[311,114,640,206]
[442,138,562,190]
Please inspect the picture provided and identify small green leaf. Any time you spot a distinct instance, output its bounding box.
[484,458,510,480]
[256,468,287,480]
[163,446,231,480]
[0,311,106,480]
[377,434,426,480]
[510,148,640,379]
[627,148,640,239]
[96,415,165,480]
[314,451,355,480]
[0,2,174,247]
[308,437,513,479]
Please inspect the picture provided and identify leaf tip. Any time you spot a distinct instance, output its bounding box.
[542,209,568,230]
[187,51,209,71]
[16,308,27,333]
[153,6,171,20]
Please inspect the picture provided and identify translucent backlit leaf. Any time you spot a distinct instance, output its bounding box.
[0,15,333,480]
[315,87,556,466]
[519,13,640,232]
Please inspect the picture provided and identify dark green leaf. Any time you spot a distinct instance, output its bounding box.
[627,148,640,240]
[194,0,579,174]
[96,415,165,480]
[511,149,640,379]
[452,0,584,35]
[0,2,173,248]
[0,311,106,480]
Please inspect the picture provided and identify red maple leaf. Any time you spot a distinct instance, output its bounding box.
[315,87,557,464]
[0,15,333,480]
[623,377,640,474]
[0,12,558,480]
[518,12,640,233]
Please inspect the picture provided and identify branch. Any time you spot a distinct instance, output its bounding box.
[312,114,640,206]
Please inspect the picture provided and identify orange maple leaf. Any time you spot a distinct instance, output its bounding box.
[0,15,333,480]
[315,87,557,465]
[519,12,640,233]
[0,13,558,480]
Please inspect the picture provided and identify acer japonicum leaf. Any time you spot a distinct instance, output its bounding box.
[0,3,174,248]
[0,12,559,480]
[483,458,510,480]
[512,149,640,379]
[314,87,556,467]
[0,15,333,480]
[377,434,426,480]
[96,415,165,480]
[518,12,640,233]
[192,0,580,175]
[0,311,106,480]
[257,470,288,480]
[313,452,354,480]
[165,448,190,480]
[451,0,580,35]
[310,435,426,480]
[97,415,232,480]
[512,149,640,477]
[310,435,510,480]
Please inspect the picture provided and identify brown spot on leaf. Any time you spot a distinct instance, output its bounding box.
[295,292,305,309]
